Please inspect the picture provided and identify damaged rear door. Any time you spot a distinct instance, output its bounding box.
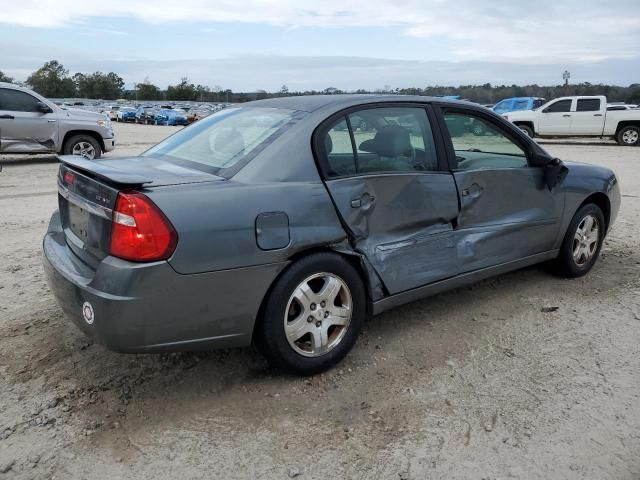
[316,105,460,295]
[0,87,58,153]
[439,107,564,273]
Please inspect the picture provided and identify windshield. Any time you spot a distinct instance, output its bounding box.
[142,107,303,178]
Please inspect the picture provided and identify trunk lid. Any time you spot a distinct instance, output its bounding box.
[56,155,223,267]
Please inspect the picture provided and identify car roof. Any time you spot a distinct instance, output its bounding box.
[246,94,465,113]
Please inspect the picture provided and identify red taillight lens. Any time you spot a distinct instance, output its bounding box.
[109,192,178,262]
[63,171,75,185]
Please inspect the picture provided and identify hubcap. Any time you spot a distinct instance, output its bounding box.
[519,126,532,137]
[72,141,96,159]
[284,272,352,357]
[572,214,599,266]
[622,130,638,144]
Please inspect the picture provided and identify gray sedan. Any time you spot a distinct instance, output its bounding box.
[43,95,620,374]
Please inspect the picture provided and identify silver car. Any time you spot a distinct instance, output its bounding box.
[0,82,115,159]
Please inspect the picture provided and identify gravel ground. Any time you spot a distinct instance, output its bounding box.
[0,123,639,479]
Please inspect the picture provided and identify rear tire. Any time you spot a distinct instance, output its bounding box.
[62,134,101,160]
[616,125,639,146]
[553,203,605,277]
[517,124,534,138]
[255,253,366,375]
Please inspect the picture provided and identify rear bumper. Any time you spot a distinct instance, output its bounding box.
[42,211,287,353]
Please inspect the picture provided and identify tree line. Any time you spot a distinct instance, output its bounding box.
[2,60,639,104]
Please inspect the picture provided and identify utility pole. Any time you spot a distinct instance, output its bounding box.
[563,70,571,87]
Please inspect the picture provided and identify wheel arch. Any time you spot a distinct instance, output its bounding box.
[615,120,640,135]
[513,120,535,133]
[60,130,105,153]
[579,192,611,231]
[251,246,380,343]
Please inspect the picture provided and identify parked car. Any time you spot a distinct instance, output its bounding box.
[186,107,212,123]
[43,95,620,375]
[135,106,156,124]
[101,105,120,120]
[492,97,546,115]
[116,107,137,123]
[154,108,188,126]
[503,95,640,145]
[0,82,115,159]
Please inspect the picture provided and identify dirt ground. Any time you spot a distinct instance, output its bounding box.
[1,123,639,480]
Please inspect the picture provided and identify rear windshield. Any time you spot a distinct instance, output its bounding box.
[142,107,302,178]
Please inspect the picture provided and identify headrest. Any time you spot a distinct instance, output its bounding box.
[359,125,412,157]
[214,128,245,155]
[325,134,333,154]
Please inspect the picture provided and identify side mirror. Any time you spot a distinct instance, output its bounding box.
[36,102,53,114]
[543,158,568,191]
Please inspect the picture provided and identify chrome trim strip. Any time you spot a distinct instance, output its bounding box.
[57,183,113,220]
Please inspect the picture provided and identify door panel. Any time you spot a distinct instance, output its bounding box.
[440,108,565,273]
[326,173,459,293]
[0,88,58,153]
[571,98,604,135]
[453,168,563,272]
[538,99,573,135]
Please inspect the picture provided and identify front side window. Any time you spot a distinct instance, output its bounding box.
[443,112,527,170]
[143,107,302,178]
[543,99,572,113]
[0,88,41,112]
[321,107,438,177]
[576,99,601,112]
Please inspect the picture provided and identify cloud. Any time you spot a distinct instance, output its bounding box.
[2,0,639,63]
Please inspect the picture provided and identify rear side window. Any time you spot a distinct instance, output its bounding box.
[321,107,438,177]
[576,99,601,112]
[543,100,572,113]
[143,107,303,178]
[0,88,40,112]
[324,117,357,177]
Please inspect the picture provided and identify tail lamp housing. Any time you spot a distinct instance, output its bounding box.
[109,192,178,262]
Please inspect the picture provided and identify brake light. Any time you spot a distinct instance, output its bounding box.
[109,192,178,262]
[63,171,75,185]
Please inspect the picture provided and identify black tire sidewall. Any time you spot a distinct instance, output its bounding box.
[256,253,366,375]
[617,126,639,146]
[557,204,605,277]
[519,125,534,138]
[63,135,102,160]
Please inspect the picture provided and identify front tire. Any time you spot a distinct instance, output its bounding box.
[63,134,101,160]
[616,125,639,146]
[517,124,534,138]
[554,204,605,277]
[255,253,366,375]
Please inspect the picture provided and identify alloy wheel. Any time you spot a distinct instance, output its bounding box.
[572,214,599,266]
[284,272,352,357]
[71,141,96,160]
[622,129,639,145]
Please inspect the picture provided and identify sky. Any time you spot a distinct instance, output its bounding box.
[1,0,639,91]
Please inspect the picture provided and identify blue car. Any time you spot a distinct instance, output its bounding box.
[116,107,137,123]
[155,109,188,126]
[492,97,546,115]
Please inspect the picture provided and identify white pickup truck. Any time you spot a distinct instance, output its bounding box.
[502,95,640,146]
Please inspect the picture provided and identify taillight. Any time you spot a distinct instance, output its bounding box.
[63,171,75,185]
[109,192,178,262]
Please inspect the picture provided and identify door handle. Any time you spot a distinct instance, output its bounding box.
[47,119,57,123]
[0,114,15,119]
[593,114,603,117]
[351,193,375,208]
[562,114,571,117]
[461,183,483,197]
